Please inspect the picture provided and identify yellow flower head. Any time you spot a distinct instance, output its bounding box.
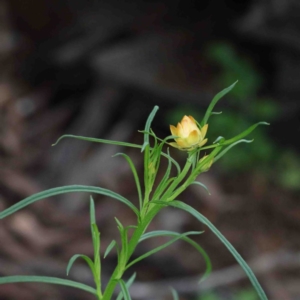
[169,115,208,151]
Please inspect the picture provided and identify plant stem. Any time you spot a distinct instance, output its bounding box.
[162,157,192,201]
[101,206,160,300]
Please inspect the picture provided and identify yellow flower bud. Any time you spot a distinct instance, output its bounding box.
[198,155,213,172]
[169,115,208,151]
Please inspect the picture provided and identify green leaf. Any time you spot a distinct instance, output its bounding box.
[104,240,117,258]
[90,197,100,261]
[126,231,203,269]
[90,197,96,225]
[66,254,95,276]
[0,185,139,219]
[53,132,180,176]
[113,153,143,211]
[118,279,132,300]
[201,81,238,126]
[141,106,159,152]
[139,230,211,281]
[91,223,101,281]
[115,217,124,230]
[214,139,253,162]
[152,149,173,200]
[191,181,211,195]
[170,287,179,300]
[52,134,141,149]
[115,218,129,269]
[116,273,136,300]
[222,122,269,146]
[167,201,268,300]
[0,276,97,295]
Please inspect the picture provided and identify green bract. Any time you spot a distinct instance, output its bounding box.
[0,83,268,300]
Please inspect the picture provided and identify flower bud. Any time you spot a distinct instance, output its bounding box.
[198,155,213,172]
[169,115,208,151]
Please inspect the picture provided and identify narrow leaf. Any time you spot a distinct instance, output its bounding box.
[52,134,141,149]
[0,276,97,295]
[118,279,132,300]
[104,240,117,258]
[201,81,238,126]
[139,230,211,281]
[167,201,268,300]
[127,231,202,269]
[114,153,143,210]
[214,139,253,162]
[222,122,269,146]
[141,106,159,152]
[66,254,95,276]
[90,197,96,225]
[170,287,179,300]
[0,185,139,219]
[191,181,211,195]
[116,273,136,300]
[53,133,179,176]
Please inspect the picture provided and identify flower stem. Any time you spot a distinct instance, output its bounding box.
[101,206,160,300]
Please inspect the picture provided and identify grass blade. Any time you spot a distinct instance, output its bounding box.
[127,231,202,269]
[118,279,132,300]
[168,200,268,300]
[170,287,179,300]
[0,185,139,219]
[201,81,238,126]
[139,230,211,281]
[222,122,269,146]
[114,153,142,211]
[116,273,136,300]
[66,254,95,276]
[104,240,117,258]
[52,135,141,149]
[0,276,97,295]
[141,106,159,152]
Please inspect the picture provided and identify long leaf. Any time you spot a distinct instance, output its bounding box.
[139,230,211,281]
[104,240,117,258]
[201,81,238,126]
[53,135,141,149]
[114,153,142,211]
[118,279,132,300]
[152,149,173,200]
[191,181,211,195]
[213,139,253,162]
[141,106,159,152]
[167,201,268,300]
[53,133,180,174]
[126,231,202,269]
[66,254,95,276]
[0,185,139,219]
[116,273,136,300]
[222,122,269,146]
[170,287,179,300]
[0,276,97,295]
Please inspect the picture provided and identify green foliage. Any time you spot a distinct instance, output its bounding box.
[0,84,268,300]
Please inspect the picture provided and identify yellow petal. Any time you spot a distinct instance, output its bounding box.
[180,117,191,136]
[170,125,178,137]
[186,130,200,146]
[201,124,208,139]
[176,138,189,148]
[188,115,197,124]
[198,138,208,147]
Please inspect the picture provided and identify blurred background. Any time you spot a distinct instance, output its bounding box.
[1,0,300,299]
